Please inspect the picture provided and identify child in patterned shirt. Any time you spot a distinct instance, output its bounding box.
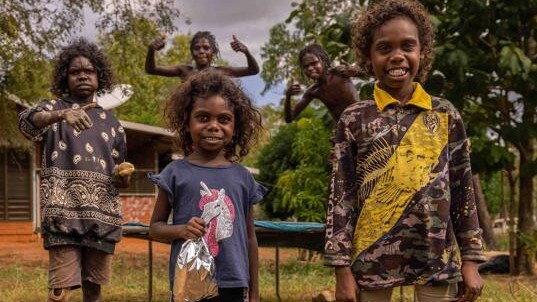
[324,1,486,301]
[18,37,134,302]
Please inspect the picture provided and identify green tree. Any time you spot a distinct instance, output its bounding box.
[273,117,332,222]
[256,122,300,219]
[0,0,179,85]
[426,0,537,275]
[256,105,332,222]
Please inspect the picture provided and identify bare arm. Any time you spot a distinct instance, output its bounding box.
[247,205,259,302]
[335,267,357,302]
[149,188,206,242]
[32,103,96,132]
[329,64,366,78]
[220,35,260,77]
[284,83,314,123]
[457,261,483,302]
[145,37,191,77]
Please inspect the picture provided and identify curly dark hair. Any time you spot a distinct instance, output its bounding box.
[51,37,114,97]
[190,31,220,60]
[164,70,263,160]
[352,0,435,82]
[298,44,331,79]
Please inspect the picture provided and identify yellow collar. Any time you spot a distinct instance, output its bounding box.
[374,83,432,111]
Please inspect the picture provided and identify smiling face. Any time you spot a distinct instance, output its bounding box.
[301,53,325,81]
[369,16,421,102]
[188,95,235,161]
[67,56,98,102]
[191,38,214,68]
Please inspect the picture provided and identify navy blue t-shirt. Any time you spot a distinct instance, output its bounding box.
[148,159,266,289]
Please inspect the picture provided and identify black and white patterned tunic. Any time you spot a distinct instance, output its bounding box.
[18,98,127,254]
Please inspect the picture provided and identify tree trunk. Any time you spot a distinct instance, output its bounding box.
[506,169,517,275]
[472,174,497,250]
[515,143,535,275]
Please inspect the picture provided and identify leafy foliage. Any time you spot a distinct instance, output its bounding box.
[0,0,180,85]
[256,106,332,222]
[426,0,537,272]
[273,117,332,222]
[256,122,300,219]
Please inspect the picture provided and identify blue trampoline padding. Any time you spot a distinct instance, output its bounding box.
[123,221,325,232]
[123,222,149,227]
[254,220,325,232]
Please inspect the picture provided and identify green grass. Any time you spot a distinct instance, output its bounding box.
[1,250,537,301]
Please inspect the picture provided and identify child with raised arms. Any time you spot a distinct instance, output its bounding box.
[18,37,134,302]
[145,31,260,80]
[284,43,364,123]
[148,70,265,302]
[323,1,485,301]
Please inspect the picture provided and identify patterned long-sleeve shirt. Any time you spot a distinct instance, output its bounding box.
[324,83,486,289]
[18,98,127,254]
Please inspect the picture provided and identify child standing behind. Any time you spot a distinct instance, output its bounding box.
[284,43,363,123]
[149,70,265,302]
[324,1,485,302]
[145,31,260,80]
[18,38,133,302]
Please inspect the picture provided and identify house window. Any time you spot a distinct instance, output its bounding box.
[0,149,32,221]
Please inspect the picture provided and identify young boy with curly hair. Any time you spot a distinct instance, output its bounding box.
[324,1,486,301]
[18,38,134,302]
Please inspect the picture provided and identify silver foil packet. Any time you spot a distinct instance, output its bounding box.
[173,237,218,301]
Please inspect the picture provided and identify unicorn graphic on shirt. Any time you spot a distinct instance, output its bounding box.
[199,181,235,256]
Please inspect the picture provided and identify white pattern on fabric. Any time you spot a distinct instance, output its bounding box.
[199,181,234,257]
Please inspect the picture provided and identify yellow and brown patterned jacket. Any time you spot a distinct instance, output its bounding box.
[324,83,486,289]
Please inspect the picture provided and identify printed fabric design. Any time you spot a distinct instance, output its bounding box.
[199,181,235,256]
[40,167,121,226]
[352,111,448,259]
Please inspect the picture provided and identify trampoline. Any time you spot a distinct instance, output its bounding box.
[122,220,326,302]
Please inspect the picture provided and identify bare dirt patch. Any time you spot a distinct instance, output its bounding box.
[0,236,299,267]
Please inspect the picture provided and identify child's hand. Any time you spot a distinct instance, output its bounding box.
[112,162,134,188]
[285,80,302,97]
[62,103,96,132]
[457,261,483,302]
[149,36,166,51]
[230,35,248,53]
[181,217,206,240]
[117,162,135,177]
[335,267,357,302]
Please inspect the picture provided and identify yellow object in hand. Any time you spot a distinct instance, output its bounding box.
[118,162,135,177]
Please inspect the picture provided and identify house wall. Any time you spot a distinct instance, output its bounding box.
[121,195,156,225]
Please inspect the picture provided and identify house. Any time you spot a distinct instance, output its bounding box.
[0,98,174,238]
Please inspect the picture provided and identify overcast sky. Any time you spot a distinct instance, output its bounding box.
[173,0,295,106]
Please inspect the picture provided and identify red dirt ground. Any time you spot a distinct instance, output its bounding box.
[0,235,298,267]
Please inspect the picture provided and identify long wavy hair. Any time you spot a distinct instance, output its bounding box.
[164,70,263,160]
